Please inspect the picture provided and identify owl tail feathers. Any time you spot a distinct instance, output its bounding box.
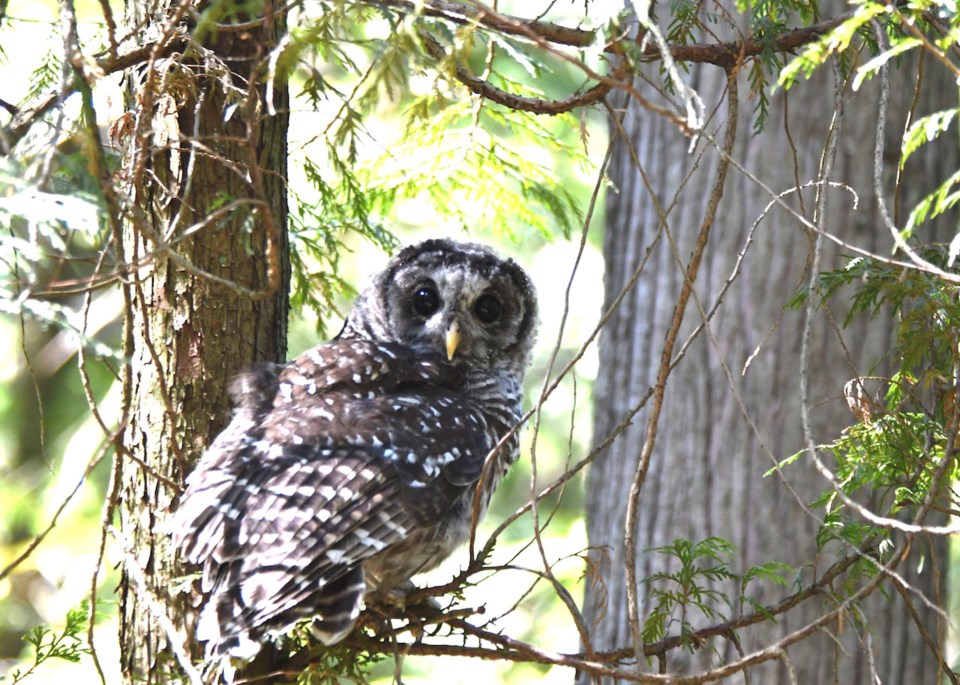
[195,567,367,680]
[307,566,367,645]
[193,609,256,685]
[196,602,262,660]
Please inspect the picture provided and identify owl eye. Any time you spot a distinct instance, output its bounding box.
[473,293,501,323]
[413,285,440,317]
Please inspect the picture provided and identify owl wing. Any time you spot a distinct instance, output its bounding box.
[172,340,495,658]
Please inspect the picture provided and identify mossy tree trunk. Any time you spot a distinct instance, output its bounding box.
[117,2,289,682]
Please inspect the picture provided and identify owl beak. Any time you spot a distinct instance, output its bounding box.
[445,320,461,361]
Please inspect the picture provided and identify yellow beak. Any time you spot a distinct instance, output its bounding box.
[445,321,461,361]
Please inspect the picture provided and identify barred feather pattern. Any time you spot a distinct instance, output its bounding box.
[171,239,537,664]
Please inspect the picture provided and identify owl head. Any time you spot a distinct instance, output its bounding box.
[340,239,538,374]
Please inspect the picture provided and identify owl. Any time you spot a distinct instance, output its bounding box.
[172,238,538,663]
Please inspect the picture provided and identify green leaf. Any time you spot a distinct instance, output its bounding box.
[904,169,960,237]
[778,2,886,90]
[852,38,921,91]
[901,109,958,168]
[764,448,806,476]
[7,603,92,683]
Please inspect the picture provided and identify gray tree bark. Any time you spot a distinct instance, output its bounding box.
[580,30,954,685]
[117,2,289,682]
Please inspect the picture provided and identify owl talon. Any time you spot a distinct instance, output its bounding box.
[362,590,447,641]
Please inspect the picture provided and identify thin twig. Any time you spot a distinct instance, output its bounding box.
[522,87,622,659]
[623,67,740,671]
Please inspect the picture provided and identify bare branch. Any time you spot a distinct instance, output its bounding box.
[418,28,629,116]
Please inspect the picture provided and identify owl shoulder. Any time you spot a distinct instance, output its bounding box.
[279,340,461,397]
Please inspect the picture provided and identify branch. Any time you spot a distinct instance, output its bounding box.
[370,0,596,48]
[375,0,850,67]
[418,29,628,115]
[374,0,850,65]
[891,571,960,685]
[625,540,877,663]
[398,0,849,126]
[0,2,852,150]
[341,541,877,682]
[0,441,113,583]
[657,16,850,68]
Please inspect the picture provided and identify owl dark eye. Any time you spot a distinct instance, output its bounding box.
[413,285,440,317]
[473,293,501,323]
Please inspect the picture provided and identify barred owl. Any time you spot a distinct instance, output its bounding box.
[172,239,538,663]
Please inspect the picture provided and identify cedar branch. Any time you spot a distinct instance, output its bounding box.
[1,4,853,153]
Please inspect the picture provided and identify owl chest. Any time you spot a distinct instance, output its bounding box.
[362,430,518,592]
[361,503,470,592]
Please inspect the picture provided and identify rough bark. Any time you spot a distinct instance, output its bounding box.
[117,2,290,682]
[581,35,954,685]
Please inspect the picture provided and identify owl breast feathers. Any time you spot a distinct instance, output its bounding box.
[171,239,538,662]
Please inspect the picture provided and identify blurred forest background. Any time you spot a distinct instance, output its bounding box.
[0,0,959,683]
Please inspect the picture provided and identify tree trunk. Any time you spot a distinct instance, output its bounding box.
[581,31,954,685]
[117,2,289,682]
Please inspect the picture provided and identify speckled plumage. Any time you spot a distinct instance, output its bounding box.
[172,239,538,662]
